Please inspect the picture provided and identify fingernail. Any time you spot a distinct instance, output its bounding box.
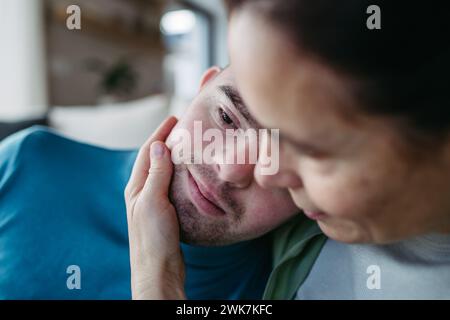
[151,142,164,159]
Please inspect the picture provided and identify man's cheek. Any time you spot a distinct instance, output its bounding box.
[247,203,284,227]
[166,120,187,150]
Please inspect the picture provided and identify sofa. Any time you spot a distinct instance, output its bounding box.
[0,94,189,149]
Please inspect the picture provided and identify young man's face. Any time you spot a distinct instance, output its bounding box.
[166,67,298,246]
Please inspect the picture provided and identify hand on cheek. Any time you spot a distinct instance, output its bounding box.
[125,117,186,300]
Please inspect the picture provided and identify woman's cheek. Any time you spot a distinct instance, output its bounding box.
[305,170,368,220]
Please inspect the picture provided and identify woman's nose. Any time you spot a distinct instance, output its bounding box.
[255,139,303,189]
[255,164,303,189]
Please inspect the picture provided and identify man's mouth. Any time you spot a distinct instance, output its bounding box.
[187,170,226,217]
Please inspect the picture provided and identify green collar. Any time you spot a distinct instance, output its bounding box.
[263,215,327,299]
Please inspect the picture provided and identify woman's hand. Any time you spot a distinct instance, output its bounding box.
[124,116,186,300]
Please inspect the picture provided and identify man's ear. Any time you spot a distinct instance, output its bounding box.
[199,66,222,91]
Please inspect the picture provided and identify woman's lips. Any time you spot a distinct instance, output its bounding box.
[187,170,226,217]
[303,210,327,221]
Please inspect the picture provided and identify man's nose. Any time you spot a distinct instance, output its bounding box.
[216,162,255,188]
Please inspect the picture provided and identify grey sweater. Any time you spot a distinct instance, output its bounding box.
[296,233,450,299]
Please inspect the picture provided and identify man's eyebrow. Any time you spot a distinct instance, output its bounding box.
[218,85,258,126]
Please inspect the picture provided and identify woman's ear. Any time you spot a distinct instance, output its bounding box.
[198,66,222,91]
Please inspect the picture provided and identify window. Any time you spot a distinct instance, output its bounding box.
[161,1,214,100]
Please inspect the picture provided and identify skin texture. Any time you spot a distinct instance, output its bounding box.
[125,118,185,299]
[165,67,297,246]
[125,67,298,299]
[228,9,450,244]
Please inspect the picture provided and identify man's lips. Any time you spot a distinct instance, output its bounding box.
[187,170,226,217]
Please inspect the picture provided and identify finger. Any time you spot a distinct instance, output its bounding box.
[127,116,177,195]
[142,141,173,197]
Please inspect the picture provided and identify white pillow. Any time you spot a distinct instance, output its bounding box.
[49,95,169,149]
[168,95,191,118]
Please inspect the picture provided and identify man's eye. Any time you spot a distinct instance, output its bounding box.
[219,108,234,125]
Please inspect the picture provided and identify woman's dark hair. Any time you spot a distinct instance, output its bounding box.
[225,0,450,139]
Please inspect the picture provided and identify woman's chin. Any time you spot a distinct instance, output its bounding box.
[317,220,372,244]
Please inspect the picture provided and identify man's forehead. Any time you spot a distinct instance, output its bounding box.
[196,66,259,128]
[217,68,260,128]
[215,66,235,86]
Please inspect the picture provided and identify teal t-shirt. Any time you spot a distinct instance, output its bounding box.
[0,126,271,299]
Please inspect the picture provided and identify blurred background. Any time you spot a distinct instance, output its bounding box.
[0,0,229,149]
